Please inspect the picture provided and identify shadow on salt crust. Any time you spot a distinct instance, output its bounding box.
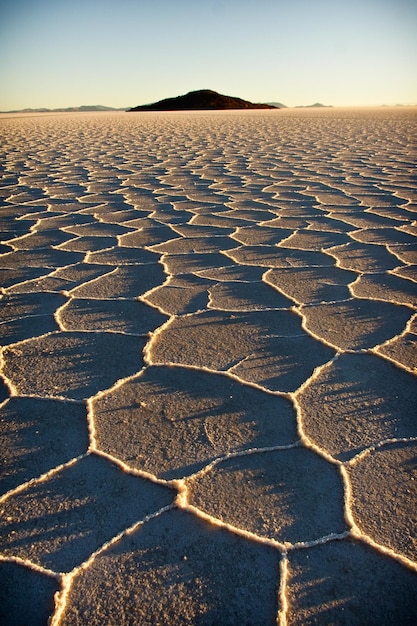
[279,229,350,250]
[0,293,66,346]
[187,449,347,543]
[7,229,73,250]
[287,538,417,625]
[0,267,53,290]
[5,262,113,294]
[0,561,59,626]
[69,264,166,299]
[3,332,146,400]
[297,352,417,460]
[349,441,417,562]
[92,365,298,479]
[118,222,178,247]
[57,235,118,252]
[149,309,335,392]
[161,251,235,275]
[300,299,411,350]
[86,246,159,265]
[377,332,417,371]
[352,272,417,308]
[326,241,400,273]
[265,265,357,305]
[0,397,89,495]
[225,245,335,268]
[143,274,212,315]
[0,454,174,572]
[0,248,84,269]
[208,280,293,310]
[0,293,68,322]
[0,315,59,347]
[60,298,168,334]
[149,235,238,255]
[60,509,281,626]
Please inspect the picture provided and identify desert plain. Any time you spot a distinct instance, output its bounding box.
[0,107,416,624]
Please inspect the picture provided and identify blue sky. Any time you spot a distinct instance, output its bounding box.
[1,0,416,109]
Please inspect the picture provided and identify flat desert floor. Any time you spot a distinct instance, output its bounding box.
[1,108,416,625]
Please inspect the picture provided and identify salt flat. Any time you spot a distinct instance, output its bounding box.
[0,108,416,624]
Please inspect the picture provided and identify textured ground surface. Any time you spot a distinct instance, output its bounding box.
[1,108,416,624]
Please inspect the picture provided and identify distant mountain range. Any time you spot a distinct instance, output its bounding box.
[128,89,278,111]
[295,103,333,108]
[1,97,340,114]
[1,105,127,113]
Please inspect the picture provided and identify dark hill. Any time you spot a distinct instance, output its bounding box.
[128,89,278,111]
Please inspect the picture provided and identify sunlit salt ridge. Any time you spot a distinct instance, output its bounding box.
[0,108,416,625]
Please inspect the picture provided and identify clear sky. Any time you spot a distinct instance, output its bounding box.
[1,0,416,110]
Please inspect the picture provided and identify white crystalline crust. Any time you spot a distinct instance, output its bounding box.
[0,108,416,625]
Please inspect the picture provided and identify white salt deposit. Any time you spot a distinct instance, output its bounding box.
[0,108,416,625]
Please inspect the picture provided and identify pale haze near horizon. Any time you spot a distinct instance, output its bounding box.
[0,0,416,111]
